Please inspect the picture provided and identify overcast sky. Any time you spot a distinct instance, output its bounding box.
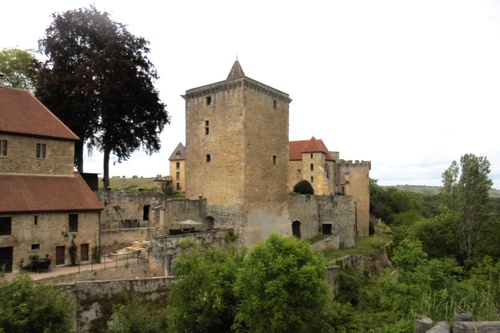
[3,0,500,188]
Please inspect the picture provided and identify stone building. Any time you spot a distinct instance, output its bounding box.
[0,76,102,273]
[168,142,186,192]
[174,61,370,246]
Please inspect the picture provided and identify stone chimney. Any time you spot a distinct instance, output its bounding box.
[0,73,5,87]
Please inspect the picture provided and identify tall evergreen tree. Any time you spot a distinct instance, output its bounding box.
[35,6,169,186]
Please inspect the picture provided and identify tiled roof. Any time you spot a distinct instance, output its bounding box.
[169,142,186,161]
[0,172,103,213]
[0,87,79,141]
[289,137,335,161]
[226,60,245,80]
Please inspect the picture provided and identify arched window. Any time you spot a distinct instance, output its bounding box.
[292,220,301,239]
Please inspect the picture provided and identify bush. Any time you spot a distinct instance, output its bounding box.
[293,180,314,195]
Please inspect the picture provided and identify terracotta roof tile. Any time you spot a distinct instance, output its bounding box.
[0,172,103,213]
[0,87,79,140]
[289,137,335,161]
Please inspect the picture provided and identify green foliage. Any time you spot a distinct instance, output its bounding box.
[110,295,169,333]
[441,154,495,261]
[35,5,169,186]
[233,234,332,333]
[0,275,72,333]
[293,179,315,195]
[0,48,37,90]
[168,243,245,333]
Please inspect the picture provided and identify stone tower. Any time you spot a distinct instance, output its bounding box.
[183,61,292,246]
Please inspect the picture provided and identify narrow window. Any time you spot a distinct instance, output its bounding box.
[205,120,210,135]
[31,244,40,250]
[273,155,277,165]
[34,216,38,225]
[311,176,314,183]
[143,205,150,220]
[325,165,329,179]
[0,140,7,156]
[310,163,314,171]
[310,153,313,159]
[273,100,277,109]
[36,143,46,158]
[0,217,12,235]
[69,214,78,232]
[206,154,211,162]
[206,96,212,105]
[176,183,181,191]
[176,172,180,180]
[176,162,180,169]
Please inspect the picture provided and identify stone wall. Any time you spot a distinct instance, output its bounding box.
[2,211,100,273]
[149,229,233,276]
[100,228,156,254]
[58,276,174,332]
[289,194,356,248]
[0,133,74,175]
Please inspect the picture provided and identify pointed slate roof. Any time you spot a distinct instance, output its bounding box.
[289,137,335,161]
[0,86,79,140]
[226,60,245,80]
[169,142,186,161]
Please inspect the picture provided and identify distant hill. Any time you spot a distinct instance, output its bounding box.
[384,185,500,198]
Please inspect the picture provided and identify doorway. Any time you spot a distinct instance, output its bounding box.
[56,246,65,265]
[292,220,301,239]
[81,243,89,262]
[0,247,13,273]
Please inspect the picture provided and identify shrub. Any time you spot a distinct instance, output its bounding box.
[293,180,314,195]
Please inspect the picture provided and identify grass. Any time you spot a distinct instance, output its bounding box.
[321,234,393,262]
[98,177,158,192]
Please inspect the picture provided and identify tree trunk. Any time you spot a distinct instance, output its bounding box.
[103,148,110,190]
[427,322,452,333]
[454,321,500,332]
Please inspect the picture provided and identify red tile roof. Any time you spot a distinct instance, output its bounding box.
[0,87,79,141]
[289,137,335,161]
[0,172,103,213]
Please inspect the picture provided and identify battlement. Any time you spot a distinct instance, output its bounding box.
[338,159,371,169]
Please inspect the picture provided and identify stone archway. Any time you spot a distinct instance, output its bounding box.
[204,216,215,230]
[292,220,301,239]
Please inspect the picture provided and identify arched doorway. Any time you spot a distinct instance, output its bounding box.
[204,216,215,230]
[292,220,301,239]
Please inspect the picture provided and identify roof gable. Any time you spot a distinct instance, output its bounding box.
[0,87,79,141]
[289,137,335,161]
[169,142,186,161]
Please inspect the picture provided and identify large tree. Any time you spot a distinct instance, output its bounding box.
[441,153,495,261]
[233,234,332,333]
[35,6,169,187]
[0,48,37,90]
[0,275,73,333]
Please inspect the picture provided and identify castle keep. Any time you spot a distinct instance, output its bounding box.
[176,61,370,246]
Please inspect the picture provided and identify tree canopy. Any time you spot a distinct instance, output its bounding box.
[34,6,169,187]
[441,153,495,261]
[0,48,37,90]
[0,275,73,333]
[293,179,315,195]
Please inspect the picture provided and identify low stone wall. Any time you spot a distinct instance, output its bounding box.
[58,276,174,333]
[100,228,155,254]
[310,234,340,252]
[36,260,151,284]
[150,229,233,276]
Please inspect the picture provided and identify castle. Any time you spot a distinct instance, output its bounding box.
[170,60,370,246]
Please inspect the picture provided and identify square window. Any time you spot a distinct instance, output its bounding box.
[206,154,211,162]
[0,217,12,235]
[206,96,212,105]
[176,162,180,169]
[69,214,78,232]
[1,140,7,156]
[31,244,40,250]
